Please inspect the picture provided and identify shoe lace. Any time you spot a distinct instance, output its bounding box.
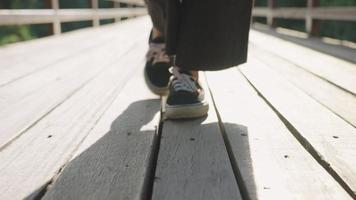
[170,67,198,93]
[146,43,170,64]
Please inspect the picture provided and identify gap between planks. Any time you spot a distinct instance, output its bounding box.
[249,30,356,96]
[0,16,150,87]
[239,58,356,198]
[205,69,352,200]
[249,45,356,128]
[0,35,151,199]
[0,18,152,151]
[151,74,242,200]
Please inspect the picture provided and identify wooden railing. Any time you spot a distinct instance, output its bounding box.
[0,0,147,35]
[2,0,355,38]
[252,0,356,36]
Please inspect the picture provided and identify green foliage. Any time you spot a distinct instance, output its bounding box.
[253,0,356,42]
[0,0,117,46]
[0,0,47,46]
[320,0,356,6]
[0,0,45,9]
[320,20,356,41]
[59,0,91,9]
[61,21,93,33]
[1,0,356,46]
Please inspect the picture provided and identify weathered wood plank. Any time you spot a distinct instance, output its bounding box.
[152,77,242,200]
[0,8,147,26]
[205,68,352,200]
[251,26,356,64]
[0,17,149,86]
[253,7,356,21]
[249,30,356,95]
[42,72,160,200]
[240,58,356,198]
[0,35,149,199]
[109,0,145,6]
[250,46,356,127]
[0,18,151,149]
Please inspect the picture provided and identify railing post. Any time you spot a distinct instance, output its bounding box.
[267,0,276,27]
[306,0,320,36]
[51,0,61,35]
[91,0,100,27]
[114,2,122,22]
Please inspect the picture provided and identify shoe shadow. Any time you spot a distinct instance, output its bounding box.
[153,117,257,200]
[26,99,160,200]
[24,99,257,200]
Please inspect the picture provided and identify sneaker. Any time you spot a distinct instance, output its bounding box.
[164,67,209,119]
[144,34,171,95]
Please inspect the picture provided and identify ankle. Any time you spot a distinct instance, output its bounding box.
[152,27,163,39]
[190,71,199,80]
[173,66,199,80]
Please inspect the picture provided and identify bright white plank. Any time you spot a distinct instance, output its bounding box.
[240,58,356,197]
[0,8,147,25]
[250,46,356,127]
[152,77,242,200]
[206,68,352,200]
[0,34,149,199]
[249,30,356,95]
[0,17,149,86]
[0,17,151,149]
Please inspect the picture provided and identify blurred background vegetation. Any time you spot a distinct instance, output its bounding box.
[254,0,356,42]
[0,0,115,46]
[0,0,355,46]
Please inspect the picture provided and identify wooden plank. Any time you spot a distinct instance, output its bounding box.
[252,7,356,21]
[205,68,352,199]
[152,77,242,200]
[42,71,160,200]
[250,46,356,127]
[251,26,356,64]
[108,0,145,6]
[0,17,149,86]
[0,16,148,59]
[0,8,147,25]
[249,30,356,95]
[0,35,149,199]
[0,17,151,149]
[240,58,356,198]
[0,20,115,59]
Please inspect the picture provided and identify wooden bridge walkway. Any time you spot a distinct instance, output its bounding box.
[0,16,355,200]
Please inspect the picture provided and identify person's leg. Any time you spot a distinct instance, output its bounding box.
[144,0,171,95]
[144,0,207,119]
[144,0,165,36]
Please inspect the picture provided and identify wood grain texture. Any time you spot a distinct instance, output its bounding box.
[249,46,356,127]
[240,58,356,197]
[205,68,352,200]
[253,7,356,21]
[0,8,147,26]
[249,30,356,95]
[152,77,242,200]
[0,17,149,87]
[251,26,356,64]
[43,73,160,200]
[0,30,150,199]
[0,17,151,149]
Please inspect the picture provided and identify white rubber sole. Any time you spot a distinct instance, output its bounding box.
[144,69,169,96]
[164,101,209,119]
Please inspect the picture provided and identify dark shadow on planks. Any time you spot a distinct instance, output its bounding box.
[152,117,257,200]
[24,100,257,200]
[24,99,160,200]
